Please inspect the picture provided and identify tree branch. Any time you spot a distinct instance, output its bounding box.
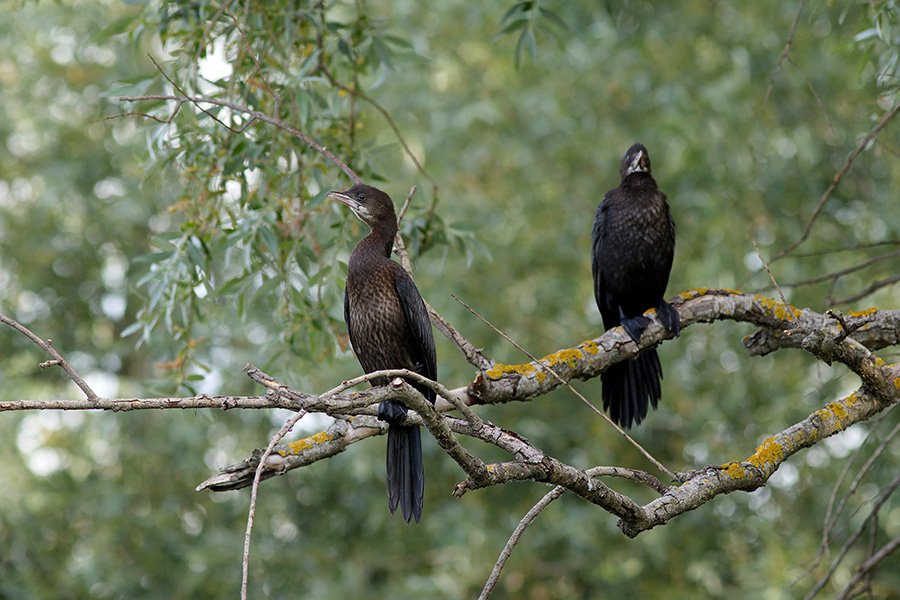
[5,291,900,543]
[620,370,900,538]
[768,97,900,263]
[833,534,900,600]
[1,312,98,401]
[110,93,361,184]
[758,0,805,120]
[479,485,566,600]
[392,188,492,370]
[454,292,677,481]
[242,405,306,600]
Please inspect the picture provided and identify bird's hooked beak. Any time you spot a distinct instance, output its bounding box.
[327,190,366,222]
[627,149,649,175]
[327,189,358,212]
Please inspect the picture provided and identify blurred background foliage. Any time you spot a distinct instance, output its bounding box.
[2,0,900,598]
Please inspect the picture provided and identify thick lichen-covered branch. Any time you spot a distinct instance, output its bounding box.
[468,288,900,405]
[199,289,900,501]
[7,290,900,536]
[618,363,900,537]
[202,378,649,521]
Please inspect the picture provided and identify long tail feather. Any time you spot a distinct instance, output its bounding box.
[601,348,664,428]
[386,423,424,523]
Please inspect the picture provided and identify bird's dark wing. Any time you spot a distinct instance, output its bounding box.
[392,264,437,399]
[343,286,354,352]
[590,196,618,329]
[590,200,605,302]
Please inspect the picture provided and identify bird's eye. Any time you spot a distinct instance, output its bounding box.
[358,193,366,201]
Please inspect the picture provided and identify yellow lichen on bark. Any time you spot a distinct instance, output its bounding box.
[542,347,587,369]
[282,430,333,455]
[756,295,802,320]
[485,362,538,380]
[677,287,709,301]
[746,436,785,471]
[721,461,747,479]
[812,393,863,433]
[485,346,598,385]
[580,340,600,355]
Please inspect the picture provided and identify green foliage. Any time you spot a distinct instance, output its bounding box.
[2,0,900,599]
[856,0,900,92]
[494,1,569,69]
[116,0,469,387]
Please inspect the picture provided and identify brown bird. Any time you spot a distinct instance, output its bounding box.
[328,183,437,523]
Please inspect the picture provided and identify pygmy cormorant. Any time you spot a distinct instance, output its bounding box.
[328,183,437,523]
[591,143,680,428]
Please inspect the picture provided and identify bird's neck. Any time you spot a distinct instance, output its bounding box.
[621,172,657,192]
[354,220,396,262]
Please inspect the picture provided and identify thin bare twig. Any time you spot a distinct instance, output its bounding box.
[479,461,671,598]
[792,410,894,587]
[753,241,792,310]
[479,486,566,600]
[146,54,249,136]
[428,302,493,371]
[832,275,900,306]
[770,98,900,264]
[587,465,669,494]
[397,185,416,226]
[834,534,900,600]
[826,419,900,553]
[0,312,98,401]
[758,0,806,119]
[786,55,835,134]
[825,309,871,345]
[390,190,492,370]
[790,240,900,259]
[111,93,360,183]
[241,408,307,600]
[452,294,678,482]
[804,470,900,600]
[774,250,900,290]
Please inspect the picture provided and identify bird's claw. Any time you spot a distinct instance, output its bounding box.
[621,315,651,344]
[656,300,681,336]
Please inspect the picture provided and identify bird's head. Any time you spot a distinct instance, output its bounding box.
[328,183,396,228]
[619,143,651,179]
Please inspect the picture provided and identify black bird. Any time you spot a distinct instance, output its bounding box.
[591,143,680,428]
[328,183,437,524]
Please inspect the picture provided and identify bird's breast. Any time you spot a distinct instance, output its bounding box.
[345,269,417,373]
